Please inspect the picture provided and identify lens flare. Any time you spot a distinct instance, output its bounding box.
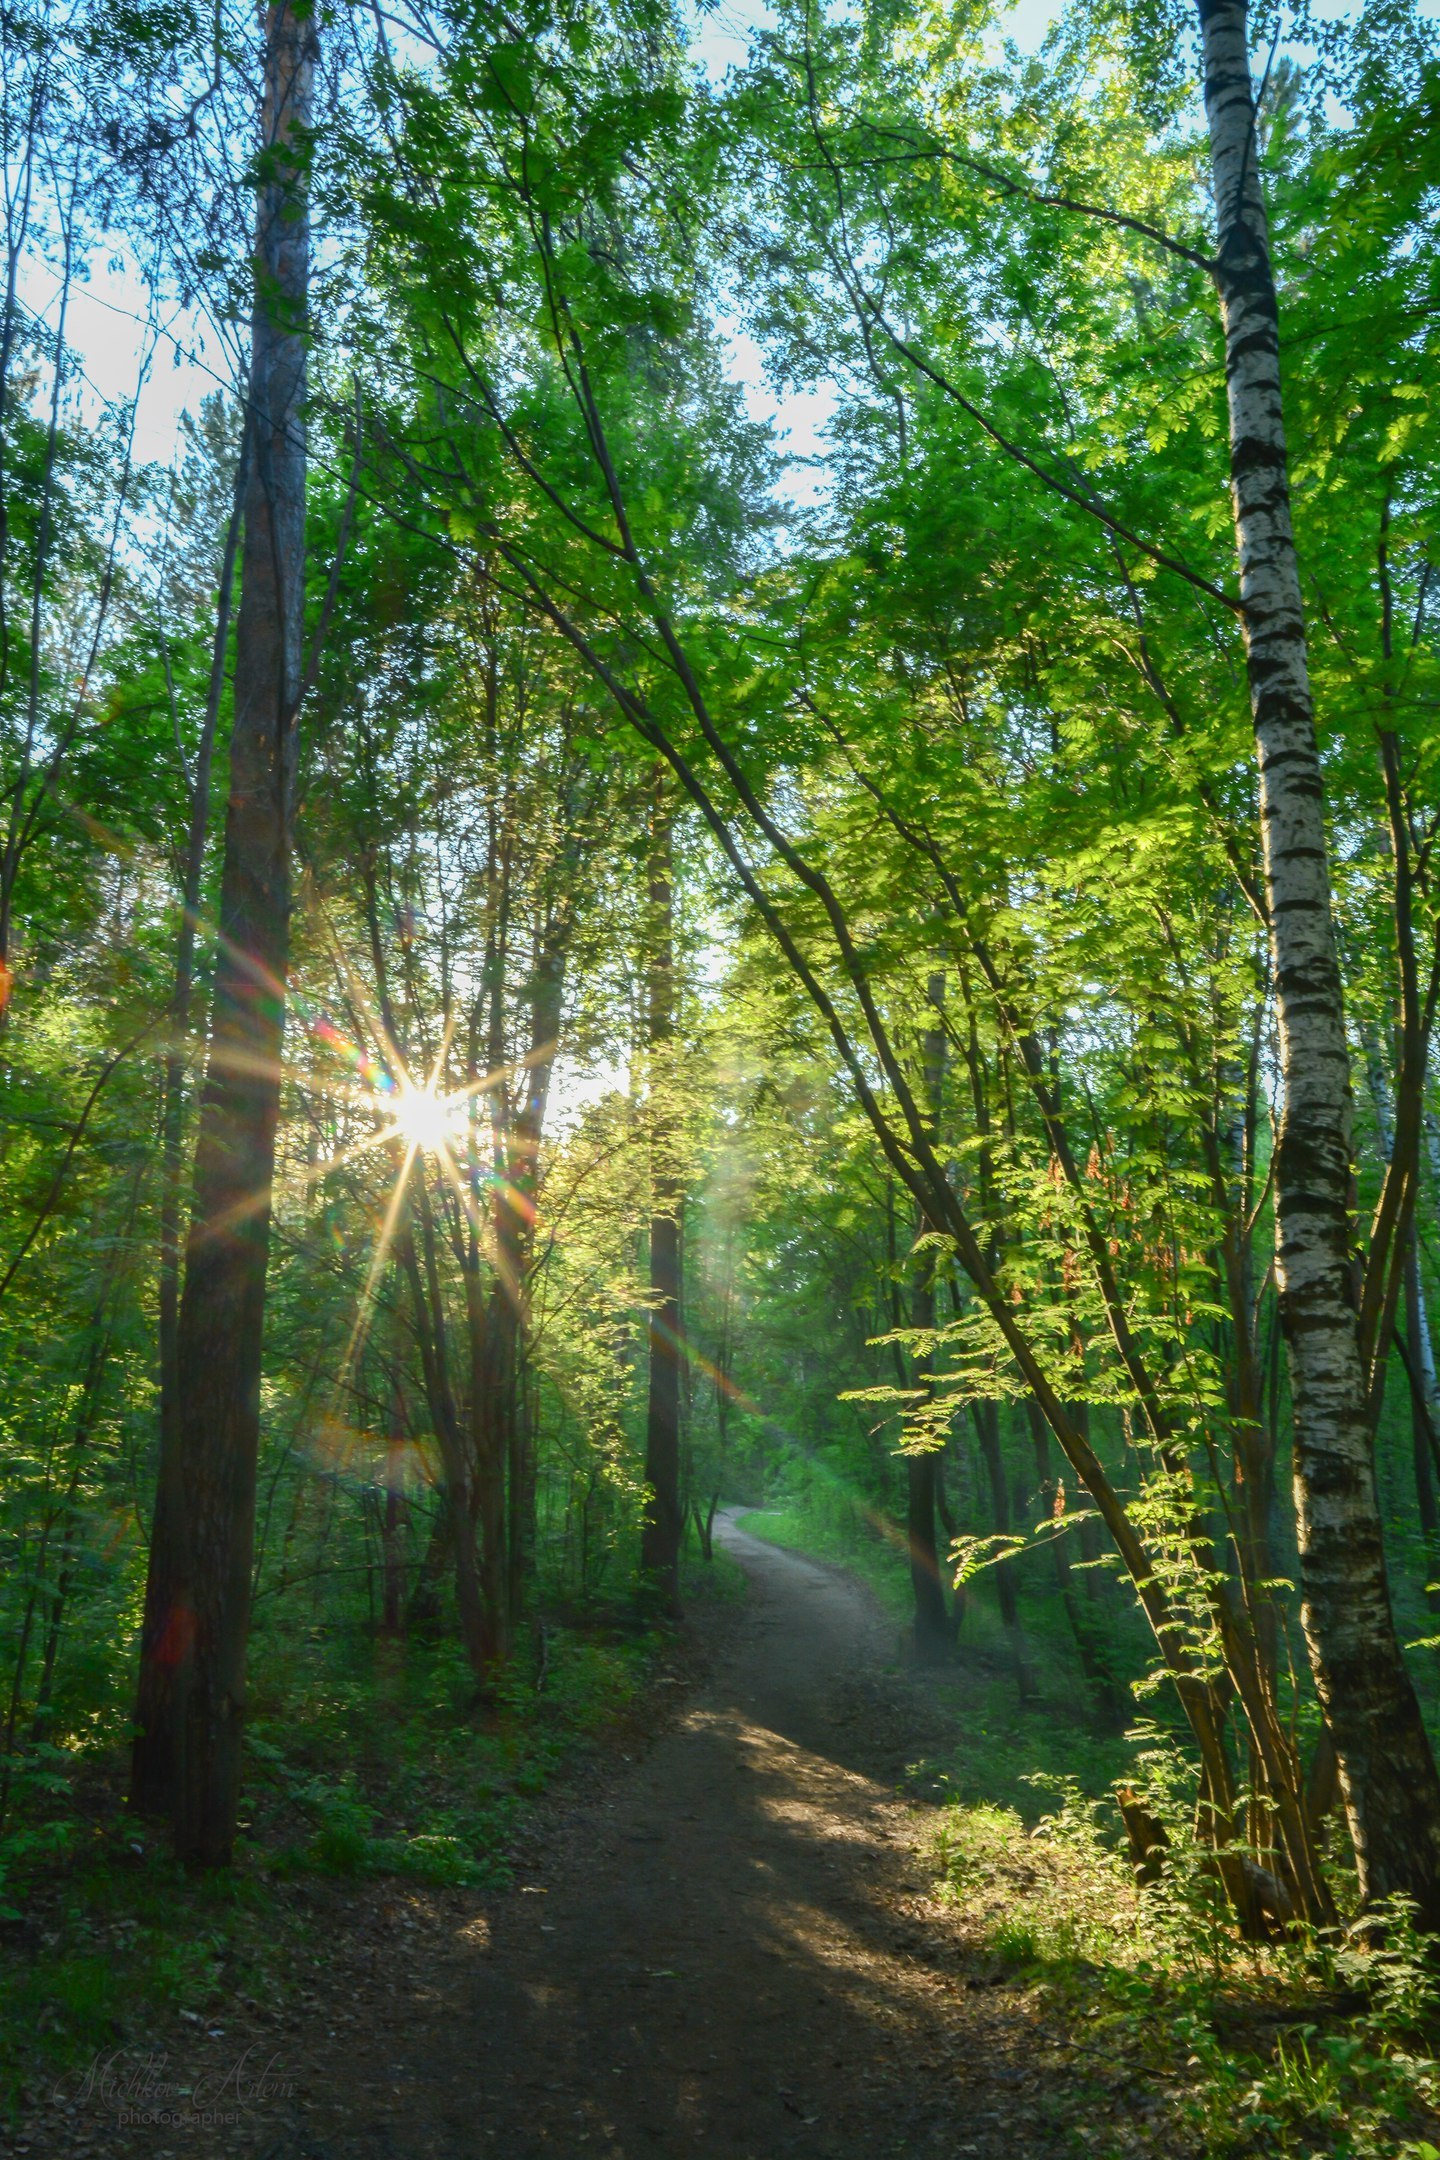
[391,1082,465,1156]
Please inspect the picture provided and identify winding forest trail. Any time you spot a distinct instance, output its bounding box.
[242,1511,1073,2160]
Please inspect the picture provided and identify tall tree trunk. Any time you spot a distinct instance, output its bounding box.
[161,0,315,1867]
[640,773,682,1613]
[908,972,952,1662]
[401,1216,494,1684]
[382,1378,408,1635]
[1403,1238,1440,1617]
[972,1399,1033,1700]
[1198,0,1440,1918]
[470,809,513,1654]
[469,1269,510,1661]
[131,428,247,1819]
[496,921,566,1627]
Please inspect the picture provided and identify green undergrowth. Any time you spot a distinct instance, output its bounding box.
[247,1614,652,1885]
[0,1559,726,2120]
[738,1491,1136,1815]
[935,1786,1440,2158]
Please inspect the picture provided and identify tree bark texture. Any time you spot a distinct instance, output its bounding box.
[1404,1239,1440,1610]
[1198,0,1440,1917]
[131,432,247,1819]
[165,0,315,1866]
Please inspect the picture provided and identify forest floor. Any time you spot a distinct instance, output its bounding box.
[19,1511,1440,2160]
[21,1509,1104,2159]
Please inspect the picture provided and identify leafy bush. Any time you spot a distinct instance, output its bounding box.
[933,1784,1440,2158]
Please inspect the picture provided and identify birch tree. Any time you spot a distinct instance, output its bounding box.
[1197,0,1440,1922]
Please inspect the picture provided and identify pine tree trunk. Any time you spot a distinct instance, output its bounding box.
[1198,0,1440,1918]
[165,0,315,1867]
[640,774,682,1613]
[131,431,246,1819]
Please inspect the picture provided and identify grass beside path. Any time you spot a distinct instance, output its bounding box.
[737,1494,1440,2159]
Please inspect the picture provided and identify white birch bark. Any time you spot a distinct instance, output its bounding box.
[1198,0,1440,1918]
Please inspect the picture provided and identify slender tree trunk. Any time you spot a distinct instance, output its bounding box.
[400,1219,493,1683]
[162,0,315,1867]
[1026,1399,1123,1722]
[30,1279,124,1743]
[690,1491,718,1561]
[470,1269,510,1660]
[908,973,952,1661]
[131,428,247,1819]
[1198,0,1440,1918]
[382,1379,408,1635]
[1402,1239,1440,1617]
[502,926,566,1624]
[640,774,682,1613]
[904,1456,949,1647]
[471,914,566,1645]
[470,814,513,1653]
[406,1501,451,1627]
[972,1399,1033,1699]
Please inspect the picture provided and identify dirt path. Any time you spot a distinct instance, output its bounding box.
[39,1515,1079,2158]
[232,1512,1070,2160]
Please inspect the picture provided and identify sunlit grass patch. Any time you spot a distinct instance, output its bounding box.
[932,1786,1440,2158]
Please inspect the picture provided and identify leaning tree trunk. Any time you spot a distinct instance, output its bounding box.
[158,0,315,1867]
[640,773,682,1613]
[1198,0,1440,1919]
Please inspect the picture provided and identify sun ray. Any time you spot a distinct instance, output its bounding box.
[337,1136,420,1382]
[302,1121,413,1189]
[432,1136,486,1233]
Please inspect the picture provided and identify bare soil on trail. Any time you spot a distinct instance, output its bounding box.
[37,1513,1091,2159]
